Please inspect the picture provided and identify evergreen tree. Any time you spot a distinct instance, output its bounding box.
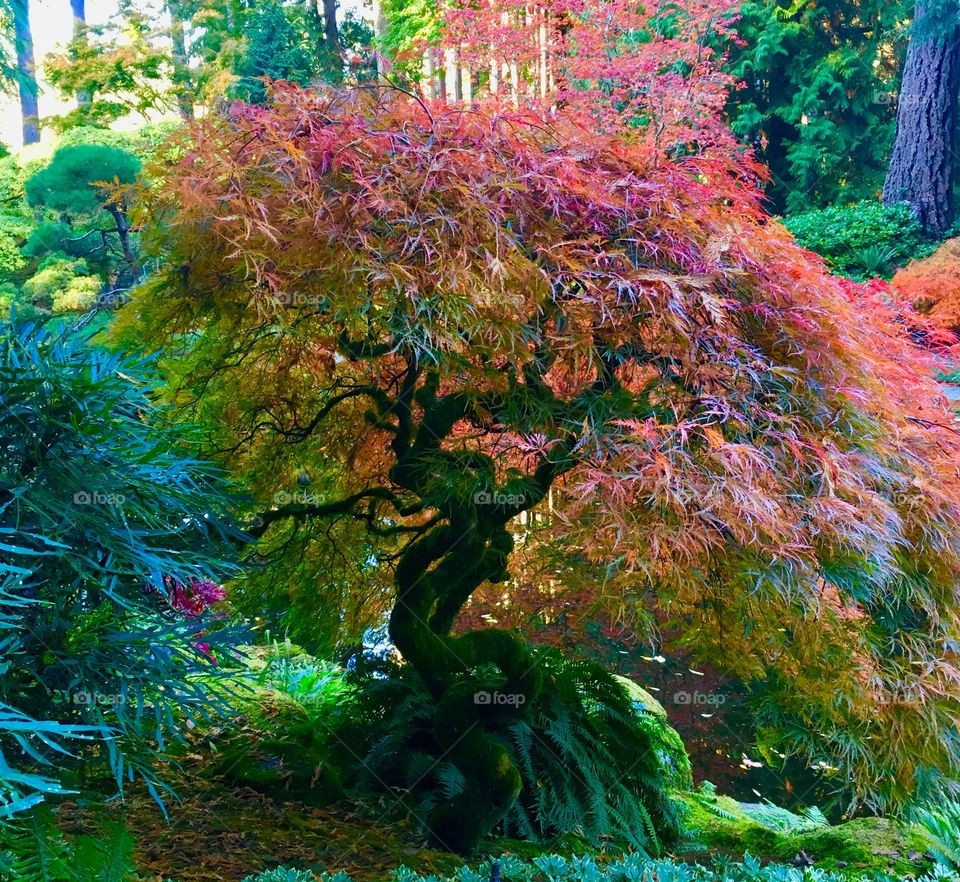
[728,0,907,212]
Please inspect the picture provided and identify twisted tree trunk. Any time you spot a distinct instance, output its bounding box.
[883,0,960,234]
[383,368,571,853]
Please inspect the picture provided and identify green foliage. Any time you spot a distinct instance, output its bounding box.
[24,145,140,216]
[232,0,331,103]
[0,807,137,882]
[0,320,245,812]
[202,643,354,805]
[727,0,907,211]
[0,233,22,277]
[20,256,93,305]
[0,154,27,205]
[18,143,143,304]
[178,0,374,107]
[348,646,688,851]
[43,6,171,131]
[381,0,440,64]
[917,803,960,870]
[783,201,935,279]
[682,786,935,874]
[241,870,317,882]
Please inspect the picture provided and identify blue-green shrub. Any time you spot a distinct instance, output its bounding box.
[240,852,960,882]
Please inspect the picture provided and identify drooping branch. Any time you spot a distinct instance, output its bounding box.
[247,487,402,538]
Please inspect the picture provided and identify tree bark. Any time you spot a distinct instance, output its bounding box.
[69,0,85,39]
[883,0,960,234]
[12,0,39,145]
[372,0,388,77]
[378,368,576,853]
[70,0,91,110]
[321,0,339,55]
[167,0,194,120]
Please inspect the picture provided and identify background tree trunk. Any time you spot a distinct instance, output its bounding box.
[69,0,85,38]
[322,0,339,55]
[883,0,960,234]
[12,0,39,145]
[167,0,194,120]
[70,0,90,110]
[371,0,388,77]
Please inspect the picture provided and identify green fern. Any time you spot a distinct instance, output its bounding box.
[0,808,72,882]
[0,809,138,882]
[739,800,827,834]
[348,646,687,851]
[72,821,137,882]
[918,802,960,870]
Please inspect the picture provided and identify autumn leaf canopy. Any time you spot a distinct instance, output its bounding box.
[123,85,960,811]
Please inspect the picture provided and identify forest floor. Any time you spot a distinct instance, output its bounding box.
[57,774,467,882]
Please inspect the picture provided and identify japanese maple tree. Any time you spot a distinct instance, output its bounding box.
[120,86,960,850]
[437,0,741,152]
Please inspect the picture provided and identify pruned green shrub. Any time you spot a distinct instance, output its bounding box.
[24,145,140,216]
[241,870,317,882]
[240,850,957,882]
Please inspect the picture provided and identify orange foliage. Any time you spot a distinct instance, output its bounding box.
[892,237,960,334]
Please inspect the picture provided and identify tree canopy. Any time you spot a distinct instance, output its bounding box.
[116,86,960,848]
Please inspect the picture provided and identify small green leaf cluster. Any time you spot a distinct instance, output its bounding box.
[783,201,936,280]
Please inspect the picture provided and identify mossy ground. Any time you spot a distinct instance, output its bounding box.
[679,792,936,876]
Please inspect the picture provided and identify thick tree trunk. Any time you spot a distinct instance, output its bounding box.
[12,0,39,145]
[883,0,960,234]
[322,0,339,55]
[387,519,535,854]
[380,367,566,853]
[167,0,194,120]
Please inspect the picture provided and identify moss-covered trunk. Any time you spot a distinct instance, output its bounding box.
[387,513,543,853]
[382,371,565,853]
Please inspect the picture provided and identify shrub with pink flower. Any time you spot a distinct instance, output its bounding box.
[167,577,227,616]
[160,576,228,660]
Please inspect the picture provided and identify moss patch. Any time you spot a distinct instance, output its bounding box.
[617,675,692,790]
[678,792,935,875]
[679,792,787,855]
[778,818,935,874]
